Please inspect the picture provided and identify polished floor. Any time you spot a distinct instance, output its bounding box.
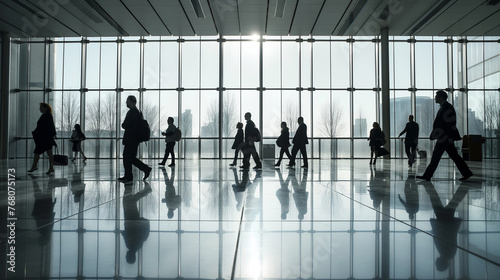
[1,157,499,280]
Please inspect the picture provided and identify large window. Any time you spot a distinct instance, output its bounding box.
[9,36,500,159]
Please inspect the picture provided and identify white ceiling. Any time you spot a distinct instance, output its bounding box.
[0,0,499,38]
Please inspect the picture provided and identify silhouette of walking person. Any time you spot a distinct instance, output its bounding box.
[118,95,152,183]
[240,112,262,170]
[28,103,57,174]
[70,124,88,162]
[274,121,292,167]
[122,182,152,264]
[159,117,177,167]
[230,122,244,167]
[288,117,308,169]
[368,122,383,165]
[398,115,419,167]
[161,168,181,219]
[417,90,473,181]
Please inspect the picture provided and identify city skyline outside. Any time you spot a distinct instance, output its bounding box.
[8,35,500,159]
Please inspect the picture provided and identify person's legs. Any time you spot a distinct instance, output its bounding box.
[231,148,239,165]
[405,144,412,165]
[445,143,473,178]
[421,142,446,179]
[410,143,417,163]
[251,145,261,168]
[299,145,308,167]
[29,153,40,171]
[160,144,169,165]
[122,144,136,179]
[167,142,175,166]
[289,145,299,166]
[276,148,285,166]
[46,149,54,173]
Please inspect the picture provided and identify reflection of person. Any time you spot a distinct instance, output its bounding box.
[231,168,249,211]
[398,115,419,167]
[290,169,309,220]
[118,96,152,183]
[422,181,471,271]
[31,176,56,245]
[398,176,419,220]
[288,117,308,169]
[241,112,262,170]
[71,165,86,203]
[70,124,88,162]
[159,117,177,167]
[275,169,291,220]
[230,122,244,167]
[122,182,152,264]
[367,122,383,165]
[417,90,473,181]
[161,168,181,219]
[28,103,57,174]
[274,122,292,167]
[367,166,388,208]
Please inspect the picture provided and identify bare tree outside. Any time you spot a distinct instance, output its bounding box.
[202,95,239,137]
[484,94,500,137]
[54,93,80,137]
[282,101,299,135]
[316,103,345,137]
[85,93,117,137]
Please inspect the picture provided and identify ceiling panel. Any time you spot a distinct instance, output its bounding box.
[462,11,500,36]
[208,0,240,35]
[0,0,498,38]
[149,0,194,36]
[312,0,351,36]
[61,1,123,37]
[266,0,296,35]
[180,0,217,36]
[289,0,323,36]
[0,0,79,37]
[443,5,499,36]
[238,0,267,35]
[96,0,148,36]
[122,0,171,36]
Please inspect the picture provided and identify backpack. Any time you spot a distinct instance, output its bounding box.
[173,128,182,141]
[253,127,261,142]
[137,113,151,142]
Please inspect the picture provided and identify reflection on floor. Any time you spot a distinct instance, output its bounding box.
[1,158,499,280]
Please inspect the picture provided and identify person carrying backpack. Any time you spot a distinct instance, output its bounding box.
[71,124,88,162]
[159,117,177,167]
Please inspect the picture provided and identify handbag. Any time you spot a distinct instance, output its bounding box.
[53,144,68,166]
[378,147,389,157]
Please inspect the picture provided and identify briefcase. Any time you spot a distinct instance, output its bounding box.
[53,145,68,166]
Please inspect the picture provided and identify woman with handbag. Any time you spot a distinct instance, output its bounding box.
[368,122,383,165]
[28,103,57,174]
[274,121,292,167]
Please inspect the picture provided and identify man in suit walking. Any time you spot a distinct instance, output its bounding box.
[288,117,308,169]
[118,95,152,183]
[417,90,473,181]
[398,115,419,167]
[241,112,262,170]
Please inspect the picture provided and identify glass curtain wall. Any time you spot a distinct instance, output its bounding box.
[9,36,500,159]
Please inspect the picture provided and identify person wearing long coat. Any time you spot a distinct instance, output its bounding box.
[274,121,291,167]
[28,103,57,174]
[230,122,244,166]
[368,122,383,165]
